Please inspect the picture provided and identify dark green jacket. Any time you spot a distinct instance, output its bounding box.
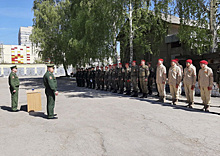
[43,71,57,92]
[8,72,20,91]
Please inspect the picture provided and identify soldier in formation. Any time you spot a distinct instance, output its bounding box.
[75,58,217,112]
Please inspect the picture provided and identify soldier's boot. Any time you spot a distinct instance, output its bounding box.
[140,93,146,98]
[125,90,131,95]
[118,89,123,94]
[157,96,162,102]
[112,89,117,93]
[131,91,138,97]
[173,99,178,105]
[161,96,165,103]
[188,102,193,108]
[205,105,210,112]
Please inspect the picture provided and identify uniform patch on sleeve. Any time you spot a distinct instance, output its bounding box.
[49,76,52,79]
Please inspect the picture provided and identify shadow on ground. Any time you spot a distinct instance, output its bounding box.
[18,77,220,116]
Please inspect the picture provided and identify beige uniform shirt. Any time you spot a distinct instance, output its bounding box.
[168,65,182,85]
[156,64,166,84]
[183,64,196,85]
[198,66,213,88]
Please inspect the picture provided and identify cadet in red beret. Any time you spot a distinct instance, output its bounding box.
[198,60,213,112]
[156,58,167,102]
[168,59,182,105]
[183,59,196,108]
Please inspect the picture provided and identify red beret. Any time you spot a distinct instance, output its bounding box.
[109,65,112,67]
[147,62,151,65]
[119,63,122,65]
[158,59,163,62]
[186,59,192,64]
[141,60,145,62]
[132,61,136,63]
[96,66,99,68]
[200,60,208,65]
[105,66,108,68]
[101,66,103,68]
[113,64,117,66]
[171,59,178,63]
[125,63,129,65]
[175,59,179,62]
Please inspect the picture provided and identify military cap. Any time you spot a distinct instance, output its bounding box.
[113,64,117,66]
[158,59,164,62]
[200,60,208,65]
[125,63,129,65]
[101,66,103,68]
[186,59,192,64]
[105,66,108,68]
[132,61,136,63]
[119,63,122,65]
[47,64,55,68]
[109,65,112,67]
[141,60,145,62]
[10,65,17,70]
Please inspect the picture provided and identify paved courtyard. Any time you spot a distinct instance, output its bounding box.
[0,77,220,156]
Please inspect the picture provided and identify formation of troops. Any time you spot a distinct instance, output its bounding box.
[6,59,219,118]
[76,59,219,112]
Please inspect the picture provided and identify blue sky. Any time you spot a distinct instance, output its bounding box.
[0,0,34,45]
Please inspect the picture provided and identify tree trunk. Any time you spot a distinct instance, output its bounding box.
[113,21,118,64]
[210,0,217,53]
[129,0,133,65]
[63,62,69,77]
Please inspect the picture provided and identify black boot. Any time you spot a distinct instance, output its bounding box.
[131,91,138,97]
[140,93,146,98]
[125,90,131,95]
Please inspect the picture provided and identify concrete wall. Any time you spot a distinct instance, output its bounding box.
[0,64,73,77]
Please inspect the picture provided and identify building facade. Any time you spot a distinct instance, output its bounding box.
[1,45,41,64]
[18,26,33,46]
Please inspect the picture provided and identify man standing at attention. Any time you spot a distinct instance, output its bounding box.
[156,59,167,103]
[139,60,150,98]
[43,64,58,119]
[168,59,182,105]
[8,65,20,112]
[183,59,196,108]
[198,60,213,112]
[131,61,139,97]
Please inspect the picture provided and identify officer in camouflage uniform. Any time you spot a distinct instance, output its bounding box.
[112,64,117,93]
[147,62,155,95]
[75,68,80,87]
[88,68,92,88]
[8,65,20,112]
[104,66,109,91]
[95,66,101,89]
[139,60,150,98]
[91,67,96,89]
[108,65,112,91]
[117,63,125,94]
[100,66,105,90]
[85,68,89,88]
[43,64,58,119]
[138,64,142,94]
[81,68,85,87]
[131,61,139,97]
[125,63,131,95]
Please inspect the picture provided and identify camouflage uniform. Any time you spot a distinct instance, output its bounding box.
[139,64,150,98]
